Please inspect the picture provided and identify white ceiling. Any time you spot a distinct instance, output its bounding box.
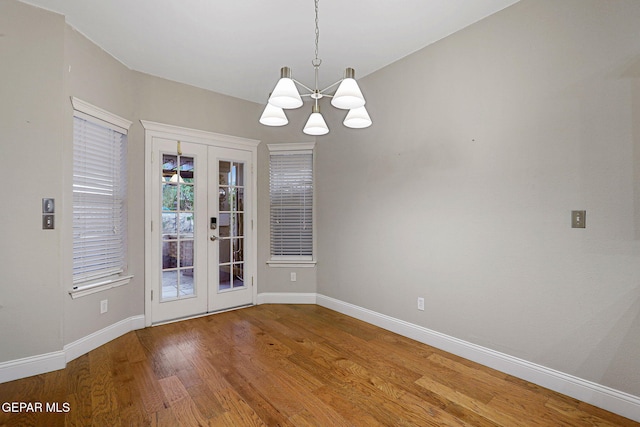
[22,0,520,104]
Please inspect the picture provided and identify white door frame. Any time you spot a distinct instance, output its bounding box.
[142,120,260,326]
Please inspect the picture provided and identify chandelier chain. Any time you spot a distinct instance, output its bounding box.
[312,0,321,67]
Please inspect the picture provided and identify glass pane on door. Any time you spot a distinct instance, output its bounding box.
[218,160,245,291]
[161,154,196,300]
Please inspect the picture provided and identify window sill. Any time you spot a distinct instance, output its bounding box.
[69,275,133,299]
[267,260,317,268]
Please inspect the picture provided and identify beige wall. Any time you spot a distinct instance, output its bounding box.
[316,0,640,397]
[0,0,65,361]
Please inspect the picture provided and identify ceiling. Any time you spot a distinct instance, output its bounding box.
[22,0,520,104]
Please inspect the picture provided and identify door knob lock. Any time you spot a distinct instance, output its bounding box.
[210,235,218,241]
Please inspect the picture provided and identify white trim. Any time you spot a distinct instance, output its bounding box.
[152,304,255,327]
[266,260,317,268]
[267,142,315,152]
[144,123,153,327]
[315,294,640,423]
[69,275,133,299]
[257,292,318,305]
[0,315,144,384]
[141,120,260,150]
[71,97,132,133]
[64,315,145,362]
[0,351,65,384]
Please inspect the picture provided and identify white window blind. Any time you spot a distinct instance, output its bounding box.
[269,151,313,259]
[72,113,128,284]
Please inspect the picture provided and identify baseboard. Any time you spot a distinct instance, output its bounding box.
[316,294,640,423]
[64,315,146,363]
[257,292,317,305]
[0,315,145,384]
[0,351,66,384]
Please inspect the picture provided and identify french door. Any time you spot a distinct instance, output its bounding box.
[147,133,255,324]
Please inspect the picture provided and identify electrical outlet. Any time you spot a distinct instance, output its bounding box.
[417,297,425,311]
[100,299,108,314]
[290,272,297,282]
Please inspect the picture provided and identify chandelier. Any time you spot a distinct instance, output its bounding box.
[259,0,372,135]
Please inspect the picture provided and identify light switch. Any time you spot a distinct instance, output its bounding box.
[42,198,55,213]
[571,210,586,228]
[43,214,55,230]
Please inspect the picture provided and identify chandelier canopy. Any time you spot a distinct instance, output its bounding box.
[259,0,372,135]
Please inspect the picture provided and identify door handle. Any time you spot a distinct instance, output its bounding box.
[210,235,218,242]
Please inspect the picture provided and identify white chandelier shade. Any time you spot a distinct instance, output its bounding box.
[259,103,288,126]
[331,68,366,110]
[303,104,329,135]
[343,106,372,129]
[268,67,303,109]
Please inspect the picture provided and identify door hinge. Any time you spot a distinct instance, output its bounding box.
[251,219,254,230]
[252,276,254,287]
[151,151,154,163]
[151,221,153,232]
[151,290,153,301]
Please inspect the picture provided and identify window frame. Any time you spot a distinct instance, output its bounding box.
[267,142,316,268]
[69,97,133,298]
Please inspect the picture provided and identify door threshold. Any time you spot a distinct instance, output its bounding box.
[152,303,255,326]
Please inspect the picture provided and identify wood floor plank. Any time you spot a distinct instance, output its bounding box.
[543,397,622,427]
[88,343,119,425]
[329,356,472,426]
[65,354,91,402]
[246,311,481,424]
[416,375,524,427]
[164,396,208,427]
[0,304,637,426]
[425,353,503,405]
[337,360,478,426]
[213,387,267,427]
[151,405,180,427]
[219,370,296,427]
[288,345,445,426]
[129,361,168,414]
[184,383,224,420]
[158,375,190,405]
[312,385,387,426]
[65,392,91,427]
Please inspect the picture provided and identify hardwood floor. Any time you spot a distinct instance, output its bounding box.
[0,304,637,426]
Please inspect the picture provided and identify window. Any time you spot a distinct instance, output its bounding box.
[71,98,132,296]
[268,143,315,265]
